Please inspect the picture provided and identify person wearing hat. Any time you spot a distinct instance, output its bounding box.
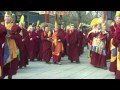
[87,18,99,61]
[34,20,41,60]
[0,23,6,79]
[52,20,64,65]
[77,23,84,56]
[111,11,120,79]
[2,11,21,79]
[19,15,29,68]
[66,24,80,63]
[88,18,108,69]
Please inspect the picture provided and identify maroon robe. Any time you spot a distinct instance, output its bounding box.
[90,32,107,68]
[41,31,52,63]
[37,30,44,61]
[2,23,20,78]
[77,30,84,56]
[0,24,6,79]
[112,24,120,79]
[27,31,36,61]
[109,25,117,73]
[34,30,41,59]
[19,28,29,68]
[66,30,80,62]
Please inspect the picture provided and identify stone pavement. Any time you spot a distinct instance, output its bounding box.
[6,47,115,79]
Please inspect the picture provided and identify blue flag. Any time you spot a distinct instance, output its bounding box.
[4,41,10,64]
[113,48,117,56]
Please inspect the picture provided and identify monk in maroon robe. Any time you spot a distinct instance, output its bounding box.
[10,23,23,69]
[66,25,80,63]
[77,28,84,56]
[112,19,120,79]
[27,26,36,61]
[109,24,117,73]
[34,26,41,60]
[0,23,6,79]
[18,23,29,68]
[37,28,44,61]
[41,26,52,63]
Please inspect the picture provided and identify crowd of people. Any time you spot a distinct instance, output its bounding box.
[0,11,120,79]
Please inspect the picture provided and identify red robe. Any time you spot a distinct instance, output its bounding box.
[109,25,117,73]
[34,30,41,59]
[90,32,107,68]
[41,31,52,63]
[27,31,36,61]
[66,30,80,62]
[77,31,84,56]
[19,28,29,68]
[37,30,44,61]
[112,24,120,79]
[0,24,6,79]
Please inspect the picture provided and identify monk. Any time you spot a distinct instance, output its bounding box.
[34,25,41,60]
[112,12,120,79]
[19,17,29,68]
[88,18,107,69]
[109,23,117,73]
[0,23,7,79]
[3,11,20,79]
[52,24,64,65]
[27,25,36,61]
[66,24,80,63]
[37,24,46,61]
[77,25,84,56]
[41,26,52,63]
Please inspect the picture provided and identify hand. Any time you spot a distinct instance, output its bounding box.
[47,38,50,41]
[22,39,25,42]
[36,36,39,38]
[58,39,61,41]
[111,50,113,56]
[6,34,11,39]
[30,38,33,41]
[67,43,69,46]
[77,44,79,47]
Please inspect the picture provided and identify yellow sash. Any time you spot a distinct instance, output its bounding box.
[110,38,117,62]
[0,66,2,77]
[5,23,17,63]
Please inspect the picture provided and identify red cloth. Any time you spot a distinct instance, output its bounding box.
[41,31,52,62]
[37,30,44,60]
[77,31,84,56]
[66,30,80,61]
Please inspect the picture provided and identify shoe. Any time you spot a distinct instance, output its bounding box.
[76,60,80,63]
[102,67,107,70]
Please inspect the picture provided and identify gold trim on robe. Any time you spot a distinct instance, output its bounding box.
[110,38,117,62]
[5,23,17,64]
[117,51,120,71]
